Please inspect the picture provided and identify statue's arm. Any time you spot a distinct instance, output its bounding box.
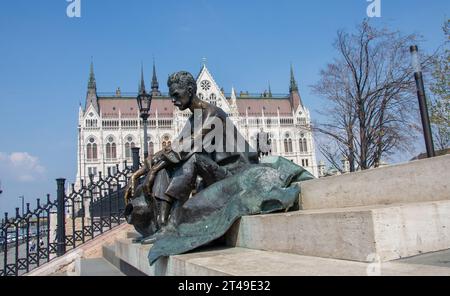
[124,158,151,204]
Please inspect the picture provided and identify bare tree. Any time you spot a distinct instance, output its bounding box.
[430,19,450,151]
[312,20,433,171]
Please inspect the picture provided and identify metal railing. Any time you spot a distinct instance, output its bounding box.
[0,148,141,276]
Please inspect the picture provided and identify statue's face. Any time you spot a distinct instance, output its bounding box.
[169,83,193,111]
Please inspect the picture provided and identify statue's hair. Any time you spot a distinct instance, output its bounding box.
[167,71,197,94]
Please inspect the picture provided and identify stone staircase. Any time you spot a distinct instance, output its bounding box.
[77,258,124,276]
[78,155,450,276]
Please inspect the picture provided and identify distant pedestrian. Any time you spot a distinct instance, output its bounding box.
[29,239,36,253]
[39,238,44,248]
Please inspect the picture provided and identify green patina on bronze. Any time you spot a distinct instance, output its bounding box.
[147,156,314,265]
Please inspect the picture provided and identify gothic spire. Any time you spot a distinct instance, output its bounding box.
[290,63,298,93]
[289,64,304,110]
[151,58,161,96]
[85,59,99,113]
[231,86,237,104]
[139,63,146,95]
[88,59,97,91]
[268,81,273,97]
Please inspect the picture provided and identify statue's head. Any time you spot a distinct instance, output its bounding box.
[167,71,197,111]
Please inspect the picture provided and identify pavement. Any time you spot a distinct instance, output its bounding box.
[396,249,450,268]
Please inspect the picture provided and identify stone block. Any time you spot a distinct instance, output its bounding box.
[227,200,450,262]
[300,155,450,210]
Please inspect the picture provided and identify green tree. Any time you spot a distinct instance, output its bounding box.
[430,20,450,150]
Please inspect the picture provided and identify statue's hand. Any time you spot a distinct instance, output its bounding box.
[124,175,138,204]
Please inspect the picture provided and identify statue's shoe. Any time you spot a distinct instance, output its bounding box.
[132,237,143,243]
[141,225,174,245]
[141,232,163,245]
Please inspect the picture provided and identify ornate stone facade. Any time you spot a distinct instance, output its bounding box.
[76,62,318,186]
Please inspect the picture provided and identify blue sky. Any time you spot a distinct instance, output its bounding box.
[0,0,448,215]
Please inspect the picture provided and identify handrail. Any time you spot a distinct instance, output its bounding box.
[0,154,139,276]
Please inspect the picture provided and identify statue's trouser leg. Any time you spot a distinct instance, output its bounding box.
[158,200,171,227]
[165,154,231,200]
[152,169,172,229]
[164,154,232,225]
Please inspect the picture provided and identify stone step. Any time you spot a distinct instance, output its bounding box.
[299,154,450,210]
[110,237,450,276]
[226,200,450,262]
[77,258,125,276]
[102,242,147,276]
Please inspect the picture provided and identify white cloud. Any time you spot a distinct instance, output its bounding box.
[0,152,46,182]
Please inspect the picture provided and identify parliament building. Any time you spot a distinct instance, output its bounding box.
[75,62,318,186]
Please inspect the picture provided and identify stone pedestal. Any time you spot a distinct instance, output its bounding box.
[226,200,450,262]
[53,155,450,276]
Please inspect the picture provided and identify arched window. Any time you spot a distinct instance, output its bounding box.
[106,143,112,159]
[92,143,98,160]
[298,133,308,153]
[112,143,117,159]
[86,137,97,160]
[124,136,135,158]
[125,143,130,158]
[284,132,293,154]
[87,143,93,160]
[106,137,117,160]
[209,93,217,106]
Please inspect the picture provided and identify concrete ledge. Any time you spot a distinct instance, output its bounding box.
[300,155,450,210]
[226,200,450,262]
[76,258,125,276]
[111,238,450,276]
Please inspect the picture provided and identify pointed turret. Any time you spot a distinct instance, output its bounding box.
[289,63,298,93]
[229,86,239,117]
[231,87,237,104]
[85,59,99,113]
[78,103,83,122]
[88,61,97,89]
[289,64,304,111]
[139,63,146,95]
[268,81,273,97]
[151,59,161,96]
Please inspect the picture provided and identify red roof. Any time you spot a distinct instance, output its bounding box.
[98,97,174,118]
[235,98,293,116]
[98,95,294,118]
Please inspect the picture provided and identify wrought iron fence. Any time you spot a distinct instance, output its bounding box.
[0,148,141,276]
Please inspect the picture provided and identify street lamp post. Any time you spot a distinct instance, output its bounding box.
[410,45,435,158]
[136,67,153,159]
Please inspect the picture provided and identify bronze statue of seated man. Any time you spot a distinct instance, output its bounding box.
[124,71,258,244]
